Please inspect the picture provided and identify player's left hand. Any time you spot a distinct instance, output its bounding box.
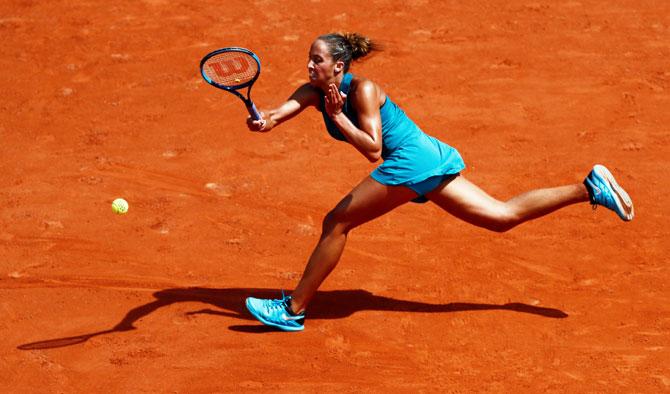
[325,83,347,118]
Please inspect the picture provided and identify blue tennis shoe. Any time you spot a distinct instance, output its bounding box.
[584,164,634,221]
[246,294,305,332]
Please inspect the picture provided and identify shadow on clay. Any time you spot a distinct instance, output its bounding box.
[17,287,567,349]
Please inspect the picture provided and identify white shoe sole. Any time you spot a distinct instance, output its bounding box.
[593,164,634,221]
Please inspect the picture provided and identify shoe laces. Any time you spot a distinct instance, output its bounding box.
[266,293,291,312]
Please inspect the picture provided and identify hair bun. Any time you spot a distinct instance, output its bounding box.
[317,32,381,72]
[341,32,375,60]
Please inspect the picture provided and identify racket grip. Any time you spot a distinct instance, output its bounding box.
[247,101,263,121]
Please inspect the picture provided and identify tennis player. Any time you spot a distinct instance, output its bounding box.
[244,32,634,331]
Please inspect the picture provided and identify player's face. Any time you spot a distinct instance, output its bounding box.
[307,40,341,89]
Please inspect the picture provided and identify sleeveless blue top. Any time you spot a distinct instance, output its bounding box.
[321,73,465,193]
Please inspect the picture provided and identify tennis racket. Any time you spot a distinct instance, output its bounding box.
[200,47,263,121]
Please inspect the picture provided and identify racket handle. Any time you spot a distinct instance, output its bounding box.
[247,101,263,121]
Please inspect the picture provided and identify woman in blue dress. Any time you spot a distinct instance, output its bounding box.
[245,32,634,331]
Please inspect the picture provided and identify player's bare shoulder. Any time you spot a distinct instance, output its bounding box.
[349,76,386,107]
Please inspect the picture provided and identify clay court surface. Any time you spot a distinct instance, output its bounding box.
[1,0,669,392]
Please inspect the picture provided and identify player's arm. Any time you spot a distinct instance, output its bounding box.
[326,80,382,162]
[247,83,320,132]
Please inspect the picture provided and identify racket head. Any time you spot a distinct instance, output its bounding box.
[200,47,261,90]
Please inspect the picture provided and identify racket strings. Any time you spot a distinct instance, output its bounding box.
[203,52,259,86]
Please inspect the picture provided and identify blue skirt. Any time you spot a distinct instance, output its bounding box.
[371,132,465,203]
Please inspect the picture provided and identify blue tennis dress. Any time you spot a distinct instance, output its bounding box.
[321,73,465,202]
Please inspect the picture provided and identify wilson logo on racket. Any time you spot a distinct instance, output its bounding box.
[208,56,250,78]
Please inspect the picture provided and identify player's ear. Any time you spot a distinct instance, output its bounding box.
[334,60,345,74]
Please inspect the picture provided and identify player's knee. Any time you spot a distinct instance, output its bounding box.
[322,209,353,235]
[486,208,520,233]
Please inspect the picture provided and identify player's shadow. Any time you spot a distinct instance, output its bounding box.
[17,287,567,350]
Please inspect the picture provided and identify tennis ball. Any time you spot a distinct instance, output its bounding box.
[111,198,129,215]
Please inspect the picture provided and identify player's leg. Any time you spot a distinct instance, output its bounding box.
[289,176,417,313]
[245,176,417,331]
[425,174,589,232]
[428,163,634,229]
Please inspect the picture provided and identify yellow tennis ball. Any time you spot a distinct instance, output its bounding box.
[111,198,129,215]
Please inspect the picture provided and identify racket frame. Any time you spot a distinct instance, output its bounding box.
[200,47,263,120]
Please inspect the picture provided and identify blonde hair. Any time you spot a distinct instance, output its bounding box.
[317,32,381,72]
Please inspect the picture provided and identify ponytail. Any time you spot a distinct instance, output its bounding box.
[317,32,381,72]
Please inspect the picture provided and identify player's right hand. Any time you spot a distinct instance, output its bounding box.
[246,113,269,132]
